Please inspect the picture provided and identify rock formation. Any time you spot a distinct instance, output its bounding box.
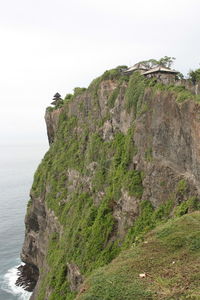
[19,68,200,299]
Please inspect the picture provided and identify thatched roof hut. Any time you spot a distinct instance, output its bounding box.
[143,66,178,76]
[123,63,149,74]
[143,66,178,84]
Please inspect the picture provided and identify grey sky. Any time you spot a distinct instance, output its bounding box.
[0,0,200,144]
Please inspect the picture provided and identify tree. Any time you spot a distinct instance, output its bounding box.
[158,56,176,68]
[139,58,159,69]
[64,93,73,101]
[188,68,200,84]
[139,56,176,69]
[176,72,184,80]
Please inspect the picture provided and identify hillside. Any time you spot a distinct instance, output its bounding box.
[76,212,200,299]
[19,67,200,299]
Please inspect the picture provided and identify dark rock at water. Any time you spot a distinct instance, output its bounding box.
[15,264,39,292]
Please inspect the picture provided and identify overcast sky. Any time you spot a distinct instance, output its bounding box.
[0,0,200,145]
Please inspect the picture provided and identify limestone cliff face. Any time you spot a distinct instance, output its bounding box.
[135,89,200,206]
[20,72,200,299]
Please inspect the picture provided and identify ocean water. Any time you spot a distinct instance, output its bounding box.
[0,143,48,300]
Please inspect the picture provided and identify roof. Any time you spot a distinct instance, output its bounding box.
[124,63,149,73]
[53,92,61,99]
[143,66,178,75]
[51,98,62,105]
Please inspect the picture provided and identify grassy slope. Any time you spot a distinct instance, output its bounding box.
[76,212,200,300]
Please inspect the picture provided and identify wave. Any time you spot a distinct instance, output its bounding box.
[1,264,32,300]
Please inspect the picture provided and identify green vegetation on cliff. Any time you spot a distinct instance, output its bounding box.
[125,72,146,114]
[27,65,200,300]
[32,110,144,299]
[188,68,200,84]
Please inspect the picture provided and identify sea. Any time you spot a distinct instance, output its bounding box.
[0,143,48,300]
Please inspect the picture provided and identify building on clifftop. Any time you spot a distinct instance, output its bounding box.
[142,66,178,84]
[123,63,149,75]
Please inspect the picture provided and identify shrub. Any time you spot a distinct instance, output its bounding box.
[123,170,143,198]
[176,179,187,194]
[73,87,87,97]
[125,72,146,114]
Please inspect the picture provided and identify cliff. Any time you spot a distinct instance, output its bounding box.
[20,69,200,299]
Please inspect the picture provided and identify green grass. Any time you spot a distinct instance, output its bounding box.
[76,212,200,300]
[123,198,175,248]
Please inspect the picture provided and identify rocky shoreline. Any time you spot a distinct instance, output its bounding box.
[15,264,39,292]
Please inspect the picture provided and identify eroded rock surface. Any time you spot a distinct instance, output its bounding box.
[15,264,39,292]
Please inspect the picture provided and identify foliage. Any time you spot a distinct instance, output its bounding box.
[149,81,200,103]
[88,66,128,99]
[64,93,73,101]
[107,86,120,108]
[188,68,200,84]
[176,179,187,194]
[125,72,146,114]
[176,90,195,103]
[32,109,144,299]
[121,178,199,248]
[139,58,159,69]
[139,56,176,69]
[123,199,174,248]
[47,88,86,113]
[89,128,139,201]
[101,66,127,81]
[77,212,200,300]
[73,87,87,97]
[145,148,153,162]
[123,170,143,198]
[174,196,200,217]
[157,56,176,68]
[176,71,184,80]
[46,106,54,112]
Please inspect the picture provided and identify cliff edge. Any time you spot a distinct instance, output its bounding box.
[20,68,200,299]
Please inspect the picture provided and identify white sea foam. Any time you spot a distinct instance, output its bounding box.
[1,264,32,300]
